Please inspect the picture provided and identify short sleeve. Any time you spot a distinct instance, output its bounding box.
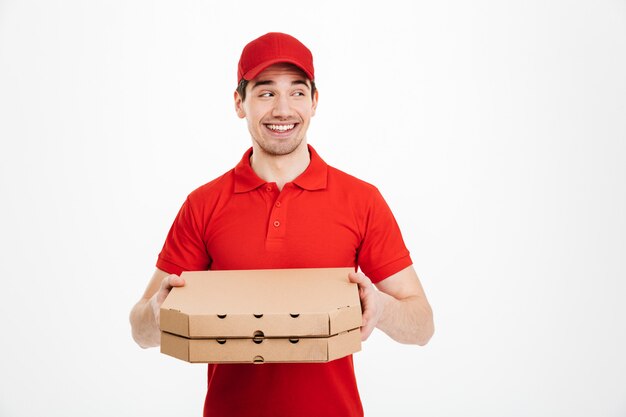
[156,196,211,275]
[357,189,412,283]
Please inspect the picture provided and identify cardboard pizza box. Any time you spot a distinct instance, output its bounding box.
[160,267,362,363]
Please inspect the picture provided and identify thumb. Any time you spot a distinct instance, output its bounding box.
[156,274,185,304]
[169,274,185,287]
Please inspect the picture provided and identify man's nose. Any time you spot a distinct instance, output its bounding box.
[272,95,292,118]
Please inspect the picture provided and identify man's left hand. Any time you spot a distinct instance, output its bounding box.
[348,271,383,341]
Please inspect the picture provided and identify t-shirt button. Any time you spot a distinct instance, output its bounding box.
[265,186,272,192]
[273,220,280,227]
[275,201,281,207]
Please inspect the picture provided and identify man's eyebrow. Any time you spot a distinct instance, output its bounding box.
[251,80,275,89]
[291,79,311,89]
[251,79,311,90]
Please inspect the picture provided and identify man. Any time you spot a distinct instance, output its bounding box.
[130,32,434,417]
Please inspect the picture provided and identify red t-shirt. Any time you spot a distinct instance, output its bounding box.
[157,145,412,417]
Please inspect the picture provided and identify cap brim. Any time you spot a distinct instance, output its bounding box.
[242,58,314,81]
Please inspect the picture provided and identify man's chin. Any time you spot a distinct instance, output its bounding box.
[255,138,305,157]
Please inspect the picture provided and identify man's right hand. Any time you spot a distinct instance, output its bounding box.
[150,274,186,328]
[130,269,185,348]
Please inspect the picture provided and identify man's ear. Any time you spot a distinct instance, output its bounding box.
[311,89,319,117]
[234,91,246,119]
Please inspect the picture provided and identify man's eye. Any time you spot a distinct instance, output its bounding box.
[293,91,306,97]
[259,92,273,97]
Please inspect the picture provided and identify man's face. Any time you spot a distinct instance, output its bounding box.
[235,64,318,157]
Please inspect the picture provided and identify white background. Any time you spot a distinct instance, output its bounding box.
[1,1,625,416]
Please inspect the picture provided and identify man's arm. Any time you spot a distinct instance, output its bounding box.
[349,266,434,345]
[129,268,185,348]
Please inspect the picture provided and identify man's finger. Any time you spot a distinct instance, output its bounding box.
[349,271,378,340]
[168,274,185,288]
[157,274,184,304]
[160,274,184,290]
[348,271,372,288]
[361,319,375,341]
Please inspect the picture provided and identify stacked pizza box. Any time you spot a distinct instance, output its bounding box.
[160,267,362,364]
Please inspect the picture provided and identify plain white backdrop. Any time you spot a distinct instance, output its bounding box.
[1,1,625,416]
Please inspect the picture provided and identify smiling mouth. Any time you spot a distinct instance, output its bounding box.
[265,123,296,133]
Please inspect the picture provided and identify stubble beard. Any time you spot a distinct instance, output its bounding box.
[253,135,305,157]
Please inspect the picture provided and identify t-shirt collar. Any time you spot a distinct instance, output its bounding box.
[234,144,328,193]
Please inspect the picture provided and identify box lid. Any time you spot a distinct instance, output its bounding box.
[160,267,362,339]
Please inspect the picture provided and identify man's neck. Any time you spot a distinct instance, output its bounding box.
[250,142,311,191]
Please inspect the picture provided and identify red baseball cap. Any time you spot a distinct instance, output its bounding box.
[237,32,314,83]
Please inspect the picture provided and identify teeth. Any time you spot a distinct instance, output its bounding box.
[267,124,295,132]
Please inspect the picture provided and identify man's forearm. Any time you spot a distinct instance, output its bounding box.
[376,292,434,345]
[130,298,160,348]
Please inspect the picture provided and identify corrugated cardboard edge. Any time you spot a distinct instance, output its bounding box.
[328,305,362,336]
[328,329,362,362]
[160,329,362,364]
[186,312,331,339]
[161,331,189,362]
[160,308,191,338]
